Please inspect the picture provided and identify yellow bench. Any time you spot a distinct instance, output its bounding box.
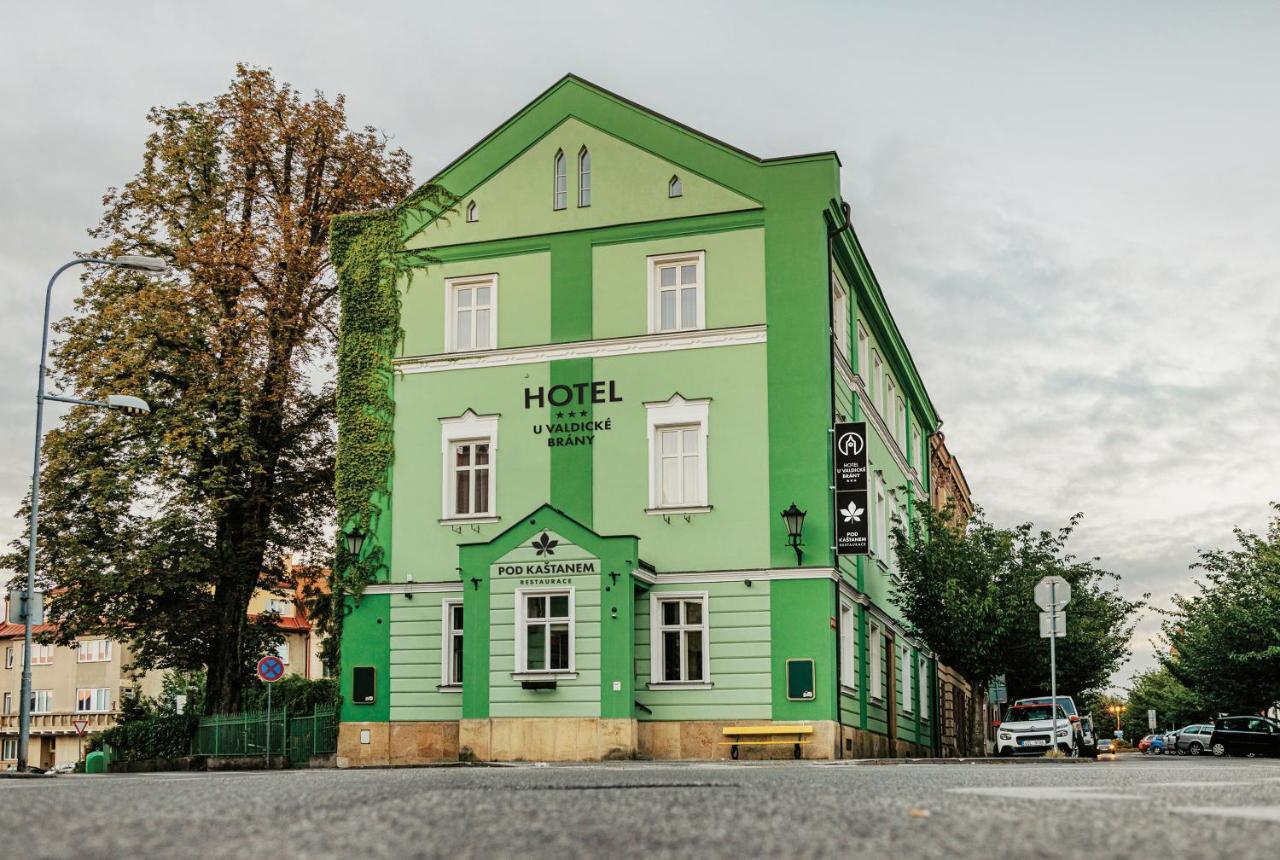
[721,724,814,760]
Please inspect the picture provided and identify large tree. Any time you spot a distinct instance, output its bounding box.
[892,504,1143,702]
[6,65,419,712]
[1160,505,1280,715]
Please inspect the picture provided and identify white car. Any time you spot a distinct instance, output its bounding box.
[997,702,1078,757]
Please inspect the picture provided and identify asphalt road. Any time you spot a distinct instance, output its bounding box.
[3,755,1279,859]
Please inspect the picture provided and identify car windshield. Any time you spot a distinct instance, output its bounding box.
[1005,705,1065,722]
[1018,697,1077,717]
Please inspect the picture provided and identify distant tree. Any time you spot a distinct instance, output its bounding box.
[892,504,1143,704]
[4,65,423,713]
[1160,505,1280,715]
[1121,667,1205,737]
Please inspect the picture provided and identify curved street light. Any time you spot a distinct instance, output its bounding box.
[16,255,168,772]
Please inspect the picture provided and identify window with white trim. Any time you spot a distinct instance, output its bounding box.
[919,658,930,719]
[275,640,290,665]
[553,150,567,210]
[443,598,464,687]
[1,738,15,760]
[857,323,870,381]
[651,593,709,684]
[839,599,858,690]
[265,598,292,617]
[868,621,884,701]
[28,643,53,666]
[873,472,888,558]
[2,692,11,714]
[648,251,704,333]
[883,375,895,428]
[645,395,710,512]
[888,490,902,576]
[30,689,52,714]
[896,396,907,448]
[445,275,497,352]
[900,642,914,713]
[578,147,591,207]
[77,639,112,663]
[870,351,882,410]
[5,645,12,669]
[911,421,923,469]
[441,411,499,521]
[517,589,573,673]
[76,687,111,713]
[832,275,849,359]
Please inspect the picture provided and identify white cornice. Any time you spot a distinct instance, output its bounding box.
[633,567,838,584]
[835,352,925,497]
[363,582,464,595]
[396,324,767,374]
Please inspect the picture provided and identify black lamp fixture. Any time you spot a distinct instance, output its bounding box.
[780,503,806,565]
[343,525,366,558]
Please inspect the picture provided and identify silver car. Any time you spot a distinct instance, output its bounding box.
[1174,723,1215,756]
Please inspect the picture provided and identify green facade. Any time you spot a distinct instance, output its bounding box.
[336,76,942,758]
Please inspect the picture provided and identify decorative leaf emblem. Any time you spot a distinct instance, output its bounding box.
[532,532,558,556]
[841,501,864,524]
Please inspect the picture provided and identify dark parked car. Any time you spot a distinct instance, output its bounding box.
[1209,716,1280,757]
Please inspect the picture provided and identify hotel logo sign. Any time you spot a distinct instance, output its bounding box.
[834,421,869,556]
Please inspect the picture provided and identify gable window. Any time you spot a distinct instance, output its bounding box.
[668,175,682,197]
[900,643,914,713]
[517,589,574,673]
[651,593,709,685]
[30,689,52,714]
[442,599,464,688]
[577,147,591,207]
[839,599,858,690]
[441,411,499,521]
[645,395,710,512]
[868,621,884,701]
[77,639,112,663]
[465,200,478,222]
[648,251,705,333]
[445,274,497,353]
[553,150,567,210]
[832,276,849,358]
[76,687,111,713]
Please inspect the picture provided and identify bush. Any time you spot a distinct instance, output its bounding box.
[93,713,198,762]
[242,675,339,715]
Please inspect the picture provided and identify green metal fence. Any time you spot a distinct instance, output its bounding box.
[193,705,336,765]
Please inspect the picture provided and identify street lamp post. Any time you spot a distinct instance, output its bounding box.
[16,255,167,772]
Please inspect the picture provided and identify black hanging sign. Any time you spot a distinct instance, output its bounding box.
[834,421,869,556]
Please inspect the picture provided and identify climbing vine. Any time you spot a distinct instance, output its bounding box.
[322,184,455,668]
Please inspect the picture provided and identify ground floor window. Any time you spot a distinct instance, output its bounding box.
[919,658,930,719]
[443,598,464,687]
[31,689,52,713]
[76,688,111,713]
[1,737,16,759]
[868,622,884,701]
[839,600,858,690]
[518,589,573,673]
[2,691,10,714]
[900,642,914,713]
[651,593,709,683]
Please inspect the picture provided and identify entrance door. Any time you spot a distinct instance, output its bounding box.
[39,737,55,770]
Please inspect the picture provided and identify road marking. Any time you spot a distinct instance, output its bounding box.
[1173,805,1280,823]
[949,786,1138,801]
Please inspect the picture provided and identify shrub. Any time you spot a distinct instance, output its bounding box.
[93,713,198,762]
[242,675,339,715]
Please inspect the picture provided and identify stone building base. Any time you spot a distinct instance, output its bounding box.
[459,718,637,762]
[336,721,459,768]
[639,720,840,760]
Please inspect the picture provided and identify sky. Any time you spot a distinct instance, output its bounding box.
[2,1,1278,689]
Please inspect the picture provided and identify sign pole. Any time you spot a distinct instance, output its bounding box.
[1050,581,1059,752]
[265,681,272,770]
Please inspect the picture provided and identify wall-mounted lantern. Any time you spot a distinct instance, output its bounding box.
[344,525,366,558]
[780,503,806,565]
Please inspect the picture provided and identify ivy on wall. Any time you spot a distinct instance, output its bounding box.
[325,184,454,663]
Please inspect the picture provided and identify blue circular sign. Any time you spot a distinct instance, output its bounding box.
[257,655,285,683]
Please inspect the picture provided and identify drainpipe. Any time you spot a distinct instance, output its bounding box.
[827,201,854,759]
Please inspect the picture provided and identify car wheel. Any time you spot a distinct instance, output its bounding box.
[1189,742,1203,756]
[1211,742,1227,757]
[1153,747,1163,755]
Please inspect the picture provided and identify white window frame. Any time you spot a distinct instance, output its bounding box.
[28,643,53,666]
[577,147,591,207]
[76,639,112,663]
[883,375,895,427]
[668,175,682,197]
[839,599,858,691]
[442,597,464,689]
[444,274,498,353]
[2,737,15,760]
[30,689,52,714]
[514,587,576,676]
[896,396,907,448]
[873,472,888,559]
[888,490,902,575]
[264,598,292,617]
[440,410,499,521]
[832,275,849,359]
[5,645,13,669]
[868,621,884,702]
[553,149,567,210]
[857,322,870,381]
[76,687,111,713]
[644,395,710,512]
[275,640,290,665]
[647,251,705,334]
[649,591,711,687]
[2,692,11,714]
[870,351,882,411]
[919,657,930,719]
[900,643,914,713]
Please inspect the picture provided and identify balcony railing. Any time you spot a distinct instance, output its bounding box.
[0,711,117,734]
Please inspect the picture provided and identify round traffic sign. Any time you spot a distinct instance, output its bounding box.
[257,654,285,683]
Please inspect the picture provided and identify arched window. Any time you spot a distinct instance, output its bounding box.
[553,150,567,210]
[578,147,591,207]
[668,175,682,198]
[465,200,478,222]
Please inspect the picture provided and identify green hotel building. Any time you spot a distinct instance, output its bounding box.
[334,76,943,764]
